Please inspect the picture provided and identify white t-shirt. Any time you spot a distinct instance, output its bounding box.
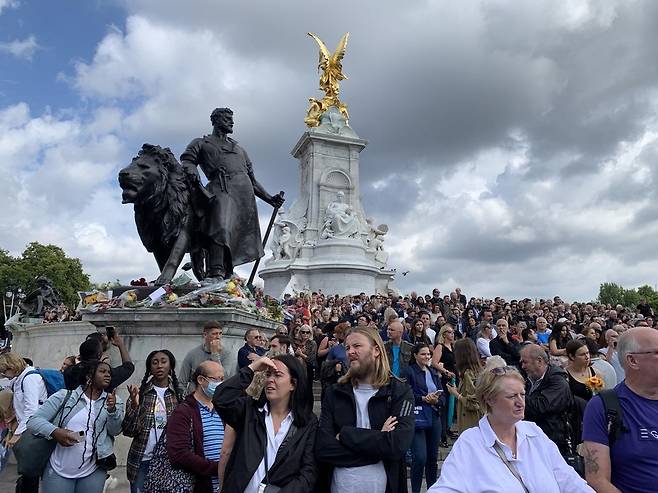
[426,327,437,345]
[143,386,168,461]
[331,384,387,493]
[50,394,101,478]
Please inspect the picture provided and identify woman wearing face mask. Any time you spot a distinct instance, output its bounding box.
[27,360,124,493]
[213,355,317,492]
[122,350,183,493]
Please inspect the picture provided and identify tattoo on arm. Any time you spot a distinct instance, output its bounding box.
[584,446,600,475]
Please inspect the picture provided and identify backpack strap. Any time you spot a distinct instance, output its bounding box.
[20,369,41,393]
[599,389,626,447]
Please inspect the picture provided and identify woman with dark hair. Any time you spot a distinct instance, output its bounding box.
[122,350,183,493]
[548,321,571,367]
[213,354,317,492]
[446,338,483,433]
[27,360,124,493]
[410,318,432,346]
[404,343,443,493]
[566,338,597,402]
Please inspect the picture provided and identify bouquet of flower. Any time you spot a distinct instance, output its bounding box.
[585,375,604,393]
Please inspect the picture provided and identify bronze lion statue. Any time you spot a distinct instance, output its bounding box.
[118,144,207,284]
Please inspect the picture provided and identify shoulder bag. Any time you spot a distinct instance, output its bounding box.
[143,423,195,493]
[14,390,72,477]
[492,441,530,493]
[258,423,298,493]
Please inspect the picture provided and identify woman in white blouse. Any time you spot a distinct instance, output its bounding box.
[476,322,494,360]
[428,366,593,493]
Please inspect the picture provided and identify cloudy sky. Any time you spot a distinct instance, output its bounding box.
[1,0,657,301]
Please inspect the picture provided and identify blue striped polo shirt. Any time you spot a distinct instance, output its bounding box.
[198,401,224,492]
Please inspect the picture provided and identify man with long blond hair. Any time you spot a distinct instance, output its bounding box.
[315,326,414,493]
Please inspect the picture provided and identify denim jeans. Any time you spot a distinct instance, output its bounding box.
[130,460,151,493]
[41,463,107,493]
[410,412,441,493]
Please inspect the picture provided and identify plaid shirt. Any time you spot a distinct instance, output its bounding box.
[122,380,179,481]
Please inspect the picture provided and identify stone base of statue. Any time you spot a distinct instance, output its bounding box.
[259,107,395,296]
[11,307,278,467]
[260,237,394,296]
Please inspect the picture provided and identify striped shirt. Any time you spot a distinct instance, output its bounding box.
[198,401,224,492]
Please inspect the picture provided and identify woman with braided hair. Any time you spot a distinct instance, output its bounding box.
[27,359,124,493]
[122,349,182,493]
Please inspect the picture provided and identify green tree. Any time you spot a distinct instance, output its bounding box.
[598,282,626,306]
[0,243,91,316]
[637,285,658,311]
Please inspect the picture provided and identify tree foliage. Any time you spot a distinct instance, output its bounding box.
[0,242,91,318]
[598,282,658,310]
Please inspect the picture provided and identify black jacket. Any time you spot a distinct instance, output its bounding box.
[489,336,521,367]
[213,367,318,492]
[524,364,573,452]
[315,377,414,493]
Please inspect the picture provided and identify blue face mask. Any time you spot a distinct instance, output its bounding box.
[203,378,221,398]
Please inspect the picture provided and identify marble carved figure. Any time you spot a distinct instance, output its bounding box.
[321,191,361,239]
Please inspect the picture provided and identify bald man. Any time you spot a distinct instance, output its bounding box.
[582,328,658,493]
[384,320,413,377]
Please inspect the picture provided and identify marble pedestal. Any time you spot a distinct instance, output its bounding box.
[261,238,393,296]
[259,108,395,296]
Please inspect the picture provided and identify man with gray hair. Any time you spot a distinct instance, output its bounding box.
[582,327,658,492]
[520,344,573,453]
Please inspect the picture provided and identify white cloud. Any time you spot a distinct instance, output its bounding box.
[0,35,39,61]
[0,0,18,15]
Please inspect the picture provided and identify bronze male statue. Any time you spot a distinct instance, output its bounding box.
[181,108,284,282]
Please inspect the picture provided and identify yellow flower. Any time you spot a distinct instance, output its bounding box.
[586,375,604,392]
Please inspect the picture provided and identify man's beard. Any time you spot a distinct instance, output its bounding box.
[349,352,376,381]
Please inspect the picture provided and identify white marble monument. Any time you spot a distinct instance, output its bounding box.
[259,107,394,296]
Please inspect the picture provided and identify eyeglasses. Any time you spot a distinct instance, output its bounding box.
[300,330,311,334]
[628,350,658,356]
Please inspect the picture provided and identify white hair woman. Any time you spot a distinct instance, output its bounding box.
[429,366,594,492]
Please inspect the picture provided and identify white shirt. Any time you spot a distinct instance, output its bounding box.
[429,416,594,493]
[591,358,617,390]
[476,337,492,358]
[142,386,168,461]
[12,366,48,434]
[50,394,101,478]
[426,327,437,345]
[245,404,294,493]
[331,384,387,493]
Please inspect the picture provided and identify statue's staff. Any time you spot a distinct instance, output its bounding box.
[248,191,285,289]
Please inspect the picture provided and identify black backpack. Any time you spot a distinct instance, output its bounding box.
[599,389,628,447]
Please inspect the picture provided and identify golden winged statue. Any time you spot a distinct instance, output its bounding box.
[305,32,350,127]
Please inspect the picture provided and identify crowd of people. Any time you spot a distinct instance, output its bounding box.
[0,287,655,493]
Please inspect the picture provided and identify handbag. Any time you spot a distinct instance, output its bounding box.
[14,390,72,477]
[144,426,195,493]
[413,404,433,430]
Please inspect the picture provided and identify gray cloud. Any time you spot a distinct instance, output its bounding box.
[2,0,658,299]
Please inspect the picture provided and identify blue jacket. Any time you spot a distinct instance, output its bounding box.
[27,387,124,460]
[403,363,445,410]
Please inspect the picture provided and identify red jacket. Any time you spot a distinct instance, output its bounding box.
[166,393,218,493]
